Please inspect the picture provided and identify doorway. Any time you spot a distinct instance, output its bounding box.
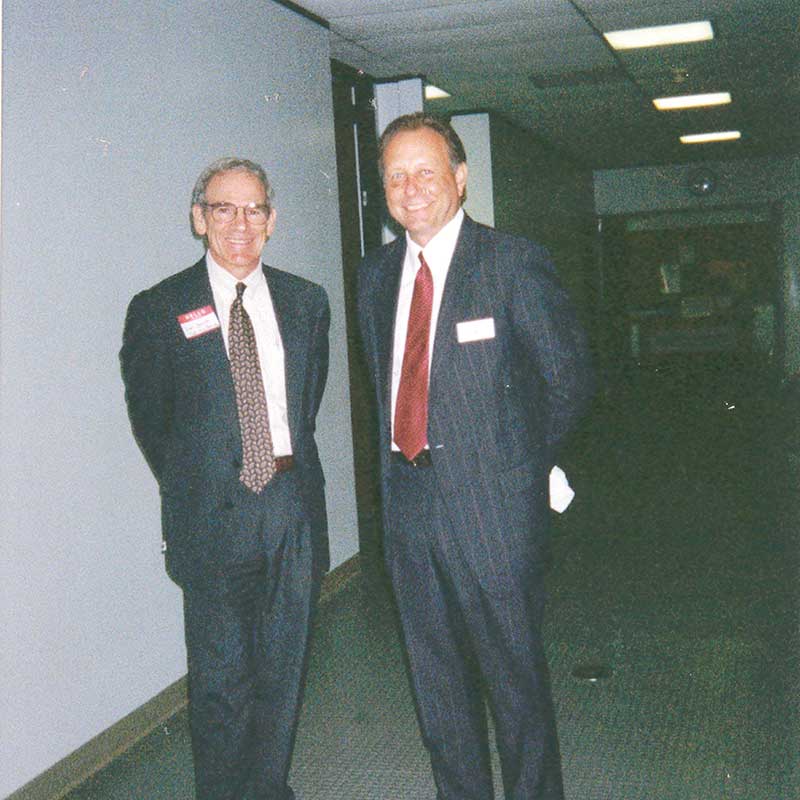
[330,59,387,585]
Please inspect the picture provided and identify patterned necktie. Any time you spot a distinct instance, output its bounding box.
[394,252,433,460]
[229,282,275,492]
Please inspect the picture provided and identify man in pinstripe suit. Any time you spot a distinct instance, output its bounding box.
[357,113,592,799]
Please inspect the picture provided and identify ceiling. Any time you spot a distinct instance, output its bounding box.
[290,0,799,170]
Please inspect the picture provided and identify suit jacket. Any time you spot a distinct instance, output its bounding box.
[121,258,329,586]
[357,215,592,591]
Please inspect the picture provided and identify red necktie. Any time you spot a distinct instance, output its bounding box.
[394,252,433,460]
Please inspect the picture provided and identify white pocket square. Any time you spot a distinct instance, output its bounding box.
[549,466,575,513]
[456,317,495,343]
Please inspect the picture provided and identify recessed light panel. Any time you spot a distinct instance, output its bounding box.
[425,84,450,100]
[680,130,741,144]
[605,21,714,50]
[654,92,731,111]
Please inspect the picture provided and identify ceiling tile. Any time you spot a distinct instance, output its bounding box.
[298,0,799,168]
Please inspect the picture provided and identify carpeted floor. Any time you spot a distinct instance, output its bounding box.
[66,356,799,799]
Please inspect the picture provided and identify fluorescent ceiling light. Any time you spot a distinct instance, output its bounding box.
[680,130,741,144]
[425,84,450,100]
[654,92,731,111]
[605,21,714,50]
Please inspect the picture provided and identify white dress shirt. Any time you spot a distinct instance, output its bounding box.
[390,209,464,449]
[206,253,292,456]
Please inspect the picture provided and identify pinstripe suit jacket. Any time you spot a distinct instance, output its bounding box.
[357,215,592,591]
[120,258,330,587]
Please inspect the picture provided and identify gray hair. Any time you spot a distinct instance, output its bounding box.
[191,157,274,210]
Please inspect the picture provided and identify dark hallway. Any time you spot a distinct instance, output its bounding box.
[546,354,798,798]
[66,355,798,799]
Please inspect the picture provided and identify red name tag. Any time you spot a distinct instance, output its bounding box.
[177,305,220,339]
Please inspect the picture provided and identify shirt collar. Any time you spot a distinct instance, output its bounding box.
[404,208,464,276]
[206,252,266,295]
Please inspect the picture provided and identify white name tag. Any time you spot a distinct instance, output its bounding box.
[456,317,495,343]
[177,305,220,339]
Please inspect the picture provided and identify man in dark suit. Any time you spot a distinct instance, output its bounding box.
[357,114,592,799]
[120,157,329,800]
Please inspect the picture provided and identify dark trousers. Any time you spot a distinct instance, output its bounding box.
[182,472,319,800]
[385,461,564,800]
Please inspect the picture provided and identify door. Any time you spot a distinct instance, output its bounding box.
[330,59,387,585]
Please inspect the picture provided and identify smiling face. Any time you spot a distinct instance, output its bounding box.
[191,169,276,279]
[382,127,467,247]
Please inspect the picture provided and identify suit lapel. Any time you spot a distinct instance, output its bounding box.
[374,239,406,416]
[177,259,233,380]
[177,258,217,319]
[430,217,481,395]
[176,262,242,448]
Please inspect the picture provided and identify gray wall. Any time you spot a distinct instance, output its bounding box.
[1,2,357,795]
[450,113,495,228]
[593,156,799,216]
[594,155,800,376]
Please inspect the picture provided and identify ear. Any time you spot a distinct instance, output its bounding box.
[455,162,468,202]
[191,204,207,237]
[265,207,277,238]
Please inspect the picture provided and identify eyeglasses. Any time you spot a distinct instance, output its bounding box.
[203,202,271,226]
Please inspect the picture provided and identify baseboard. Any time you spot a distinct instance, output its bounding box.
[8,554,361,800]
[6,677,188,800]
